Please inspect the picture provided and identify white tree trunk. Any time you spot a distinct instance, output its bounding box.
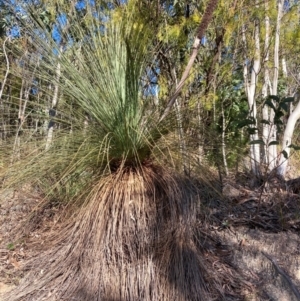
[276,39,300,177]
[268,0,284,170]
[221,101,228,176]
[0,38,10,101]
[277,99,300,177]
[262,0,270,165]
[272,0,284,96]
[45,60,61,151]
[276,7,300,177]
[242,17,261,177]
[197,101,204,164]
[282,57,287,78]
[11,80,32,163]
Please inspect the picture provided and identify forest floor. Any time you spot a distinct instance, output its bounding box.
[0,176,300,301]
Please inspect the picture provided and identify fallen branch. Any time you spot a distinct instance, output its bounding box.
[262,251,300,300]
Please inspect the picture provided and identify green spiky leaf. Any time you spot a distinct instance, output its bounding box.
[289,144,300,150]
[237,118,256,128]
[279,102,288,112]
[283,97,294,103]
[249,139,265,145]
[268,141,279,146]
[247,128,258,134]
[264,99,276,110]
[268,95,280,102]
[282,150,288,159]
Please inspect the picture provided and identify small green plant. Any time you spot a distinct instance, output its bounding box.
[6,243,15,251]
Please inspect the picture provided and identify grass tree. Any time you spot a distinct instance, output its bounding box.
[1,1,222,300]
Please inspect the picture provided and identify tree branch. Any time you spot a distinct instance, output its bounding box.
[159,0,220,123]
[0,37,10,101]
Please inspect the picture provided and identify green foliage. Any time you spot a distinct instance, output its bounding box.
[282,150,288,159]
[264,95,294,134]
[268,141,279,146]
[0,0,177,203]
[249,139,264,145]
[3,0,300,182]
[289,144,300,151]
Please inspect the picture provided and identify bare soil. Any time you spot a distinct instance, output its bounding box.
[1,181,300,301]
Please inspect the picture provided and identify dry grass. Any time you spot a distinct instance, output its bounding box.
[2,168,300,300]
[2,164,228,301]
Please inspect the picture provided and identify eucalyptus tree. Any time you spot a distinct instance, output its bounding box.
[258,0,300,178]
[221,0,300,180]
[275,1,300,177]
[1,1,223,300]
[171,0,300,179]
